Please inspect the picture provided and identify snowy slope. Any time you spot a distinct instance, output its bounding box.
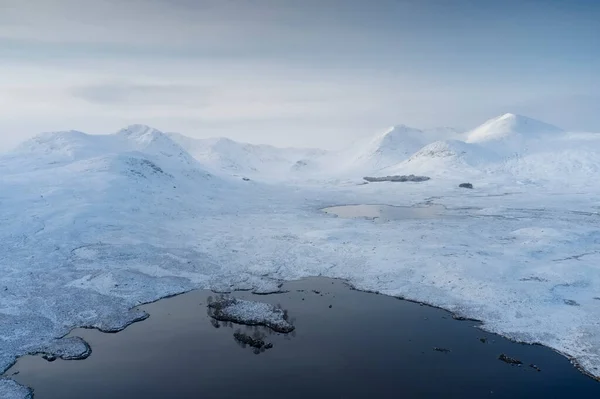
[340,125,448,172]
[466,113,563,148]
[167,132,327,179]
[306,124,463,178]
[381,139,501,178]
[0,125,247,395]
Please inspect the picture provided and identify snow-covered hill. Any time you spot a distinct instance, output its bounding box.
[167,132,327,179]
[381,139,500,178]
[343,125,462,172]
[466,113,563,148]
[310,124,462,177]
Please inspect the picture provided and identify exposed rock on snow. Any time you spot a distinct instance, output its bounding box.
[459,183,473,189]
[363,175,430,182]
[207,297,294,333]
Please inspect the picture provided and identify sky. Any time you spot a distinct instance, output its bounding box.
[0,0,598,150]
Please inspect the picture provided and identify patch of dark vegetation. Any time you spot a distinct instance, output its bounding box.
[433,347,451,353]
[140,159,165,175]
[126,158,173,179]
[519,276,549,282]
[233,330,273,354]
[363,174,430,183]
[459,183,473,189]
[564,299,580,306]
[42,354,57,362]
[452,315,479,321]
[499,354,523,365]
[529,364,542,372]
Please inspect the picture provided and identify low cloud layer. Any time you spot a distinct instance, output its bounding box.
[0,0,598,150]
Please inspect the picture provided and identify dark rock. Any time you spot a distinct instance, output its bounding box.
[498,354,522,365]
[328,305,332,308]
[564,299,580,306]
[42,354,57,362]
[479,337,487,343]
[433,347,451,353]
[459,183,473,189]
[529,364,542,372]
[242,177,250,181]
[363,174,430,183]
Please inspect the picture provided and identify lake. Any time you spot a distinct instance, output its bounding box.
[6,277,600,398]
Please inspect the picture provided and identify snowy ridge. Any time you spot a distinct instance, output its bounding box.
[168,132,327,179]
[381,139,500,178]
[338,124,457,173]
[466,113,564,144]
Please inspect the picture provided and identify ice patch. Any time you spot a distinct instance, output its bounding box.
[0,379,33,399]
[33,336,91,361]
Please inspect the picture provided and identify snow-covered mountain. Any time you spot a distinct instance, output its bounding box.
[466,113,563,144]
[381,139,500,178]
[325,124,461,175]
[3,117,600,399]
[167,132,327,179]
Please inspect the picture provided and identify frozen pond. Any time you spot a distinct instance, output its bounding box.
[322,204,447,221]
[5,277,600,398]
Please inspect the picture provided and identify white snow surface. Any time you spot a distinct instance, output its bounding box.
[2,115,600,396]
[466,113,564,155]
[0,380,32,399]
[208,297,294,332]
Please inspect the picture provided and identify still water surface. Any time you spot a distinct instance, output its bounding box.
[7,277,600,398]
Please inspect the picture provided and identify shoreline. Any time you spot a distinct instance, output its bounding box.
[5,276,599,398]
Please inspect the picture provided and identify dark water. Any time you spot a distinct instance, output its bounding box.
[322,204,447,221]
[7,277,600,398]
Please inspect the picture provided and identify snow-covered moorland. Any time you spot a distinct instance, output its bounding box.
[1,114,600,396]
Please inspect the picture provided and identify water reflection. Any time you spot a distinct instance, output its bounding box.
[5,277,600,399]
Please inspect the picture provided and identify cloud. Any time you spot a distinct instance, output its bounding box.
[70,83,213,106]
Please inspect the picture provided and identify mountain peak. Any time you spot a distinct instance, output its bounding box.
[117,124,164,139]
[466,113,563,143]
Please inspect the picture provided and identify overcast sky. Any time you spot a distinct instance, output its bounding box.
[0,0,598,150]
